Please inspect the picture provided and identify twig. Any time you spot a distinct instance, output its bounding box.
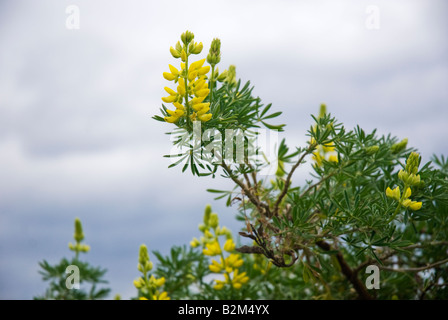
[354,241,448,274]
[272,144,317,217]
[379,258,448,273]
[299,172,337,198]
[221,161,270,217]
[316,240,374,300]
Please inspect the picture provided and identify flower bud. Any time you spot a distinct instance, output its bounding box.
[398,169,408,183]
[175,41,183,53]
[209,213,219,229]
[204,205,212,225]
[226,65,236,85]
[409,201,422,211]
[133,278,143,289]
[181,30,194,45]
[365,145,379,155]
[318,104,327,119]
[391,138,408,154]
[223,239,235,252]
[74,218,84,243]
[170,46,181,59]
[190,42,203,54]
[145,261,153,272]
[181,49,187,62]
[190,237,200,248]
[217,70,228,82]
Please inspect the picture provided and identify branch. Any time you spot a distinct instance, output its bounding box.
[221,161,271,217]
[299,172,337,198]
[316,240,374,300]
[379,258,448,273]
[354,241,448,274]
[272,144,316,217]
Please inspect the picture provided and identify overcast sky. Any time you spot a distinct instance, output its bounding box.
[0,0,447,299]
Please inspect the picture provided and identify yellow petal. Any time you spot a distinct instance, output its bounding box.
[197,106,210,115]
[197,66,210,76]
[162,95,176,103]
[404,187,411,199]
[195,88,210,98]
[223,239,235,252]
[163,72,175,81]
[173,102,184,110]
[164,116,178,123]
[164,87,177,96]
[192,102,210,112]
[168,64,179,76]
[190,58,206,70]
[188,70,198,82]
[409,201,422,210]
[191,96,205,105]
[198,113,212,122]
[386,187,394,199]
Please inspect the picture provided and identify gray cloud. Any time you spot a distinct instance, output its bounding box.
[0,0,447,299]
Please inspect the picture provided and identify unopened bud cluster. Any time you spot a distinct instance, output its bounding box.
[191,205,249,290]
[133,244,170,300]
[386,151,423,214]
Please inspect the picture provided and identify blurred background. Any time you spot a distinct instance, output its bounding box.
[0,0,447,299]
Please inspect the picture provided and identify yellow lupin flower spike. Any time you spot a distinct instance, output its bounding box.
[162,31,213,124]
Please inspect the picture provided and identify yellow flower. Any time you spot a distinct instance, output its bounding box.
[166,109,184,117]
[149,275,165,288]
[139,297,148,300]
[198,66,210,76]
[203,241,221,256]
[328,154,338,163]
[195,88,210,98]
[226,253,243,268]
[409,201,422,210]
[312,151,323,167]
[386,186,400,201]
[322,143,335,153]
[198,113,212,122]
[177,78,186,96]
[209,259,223,273]
[181,49,187,62]
[223,239,235,252]
[164,116,179,123]
[191,96,205,105]
[164,87,177,96]
[163,72,175,81]
[162,32,213,124]
[213,280,226,290]
[190,58,205,70]
[404,187,411,199]
[231,269,249,289]
[162,95,176,103]
[153,291,170,300]
[170,46,180,59]
[173,102,184,110]
[192,102,210,112]
[402,199,422,211]
[168,64,179,76]
[190,237,200,248]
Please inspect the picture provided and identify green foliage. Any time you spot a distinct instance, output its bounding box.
[35,30,448,300]
[35,258,110,300]
[34,218,110,300]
